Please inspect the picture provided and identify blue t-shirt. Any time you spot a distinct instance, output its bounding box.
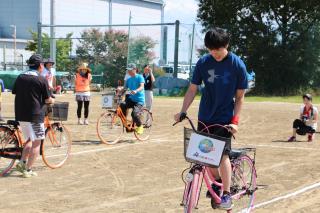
[126,74,145,105]
[192,53,248,124]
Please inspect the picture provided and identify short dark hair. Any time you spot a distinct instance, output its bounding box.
[204,28,230,50]
[29,64,41,70]
[143,64,149,69]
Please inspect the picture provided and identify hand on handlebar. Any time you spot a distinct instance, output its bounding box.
[174,112,187,123]
[226,124,238,134]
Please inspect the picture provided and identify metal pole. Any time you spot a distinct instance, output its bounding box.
[173,20,180,78]
[126,11,132,66]
[189,23,195,78]
[37,22,42,54]
[10,25,16,64]
[163,26,168,65]
[50,0,56,64]
[160,2,165,64]
[3,44,6,69]
[108,0,112,31]
[41,22,176,28]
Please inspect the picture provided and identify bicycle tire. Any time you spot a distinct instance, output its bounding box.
[134,108,153,141]
[96,112,124,145]
[185,169,201,213]
[0,126,19,176]
[41,123,72,169]
[231,155,257,212]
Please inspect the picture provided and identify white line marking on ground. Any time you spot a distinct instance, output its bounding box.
[237,143,316,150]
[46,138,180,158]
[251,181,320,210]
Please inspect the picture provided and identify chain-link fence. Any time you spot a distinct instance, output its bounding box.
[38,21,205,89]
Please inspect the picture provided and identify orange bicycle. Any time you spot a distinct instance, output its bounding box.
[96,90,153,145]
[0,102,72,176]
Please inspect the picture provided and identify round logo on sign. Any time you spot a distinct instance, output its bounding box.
[198,139,214,153]
[103,96,109,104]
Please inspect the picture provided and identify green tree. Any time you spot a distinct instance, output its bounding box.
[128,36,156,69]
[197,0,320,95]
[76,29,156,87]
[25,31,73,71]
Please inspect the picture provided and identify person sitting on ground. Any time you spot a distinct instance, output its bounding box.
[119,63,145,134]
[288,94,318,142]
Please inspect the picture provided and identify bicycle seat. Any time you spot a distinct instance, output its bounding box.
[229,149,246,159]
[7,120,19,127]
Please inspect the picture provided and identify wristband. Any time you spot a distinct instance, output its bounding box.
[231,115,239,125]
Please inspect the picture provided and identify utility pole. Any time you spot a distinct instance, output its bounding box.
[108,0,112,31]
[173,20,180,78]
[126,11,132,66]
[188,23,195,77]
[10,25,16,64]
[50,0,56,64]
[160,2,165,64]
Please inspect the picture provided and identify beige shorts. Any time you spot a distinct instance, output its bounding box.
[19,122,45,141]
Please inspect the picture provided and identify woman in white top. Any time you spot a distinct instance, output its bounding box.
[288,94,318,142]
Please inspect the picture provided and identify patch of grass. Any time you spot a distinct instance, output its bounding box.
[245,96,320,104]
[155,95,320,104]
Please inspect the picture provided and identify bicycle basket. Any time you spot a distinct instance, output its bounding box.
[48,102,69,121]
[101,92,121,109]
[184,127,230,168]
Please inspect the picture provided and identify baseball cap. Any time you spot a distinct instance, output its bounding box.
[27,54,44,66]
[126,63,137,71]
[303,94,312,101]
[44,58,55,65]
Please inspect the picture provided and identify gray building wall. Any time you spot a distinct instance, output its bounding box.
[0,0,41,39]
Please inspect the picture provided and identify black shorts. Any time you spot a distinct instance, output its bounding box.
[198,122,232,155]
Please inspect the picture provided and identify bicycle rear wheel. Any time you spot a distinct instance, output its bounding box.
[96,112,124,145]
[41,123,72,169]
[231,155,257,212]
[134,108,153,141]
[0,126,19,176]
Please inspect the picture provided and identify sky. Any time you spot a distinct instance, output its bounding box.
[164,0,199,24]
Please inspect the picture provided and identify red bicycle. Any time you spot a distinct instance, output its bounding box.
[174,116,257,213]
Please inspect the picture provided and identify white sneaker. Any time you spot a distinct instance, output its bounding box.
[22,170,38,178]
[78,119,83,125]
[84,119,89,125]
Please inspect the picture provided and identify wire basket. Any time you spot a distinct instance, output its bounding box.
[184,127,231,168]
[48,102,69,121]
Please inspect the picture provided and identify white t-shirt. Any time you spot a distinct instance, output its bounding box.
[300,105,318,130]
[124,73,130,81]
[41,68,56,89]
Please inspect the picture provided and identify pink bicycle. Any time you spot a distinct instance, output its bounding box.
[174,116,257,213]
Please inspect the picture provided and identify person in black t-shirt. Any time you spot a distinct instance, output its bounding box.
[12,54,54,178]
[142,65,155,111]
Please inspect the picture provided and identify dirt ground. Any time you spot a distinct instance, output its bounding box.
[1,92,320,213]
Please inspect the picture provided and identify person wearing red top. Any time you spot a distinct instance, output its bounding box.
[288,94,318,142]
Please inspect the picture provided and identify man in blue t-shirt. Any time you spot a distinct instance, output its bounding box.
[120,63,145,134]
[174,28,248,210]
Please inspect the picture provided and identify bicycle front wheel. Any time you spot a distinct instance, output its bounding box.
[185,169,202,213]
[96,112,124,145]
[134,109,153,141]
[231,155,257,212]
[41,123,72,169]
[0,126,19,176]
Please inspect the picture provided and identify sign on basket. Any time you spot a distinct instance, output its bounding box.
[101,94,114,108]
[186,132,226,167]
